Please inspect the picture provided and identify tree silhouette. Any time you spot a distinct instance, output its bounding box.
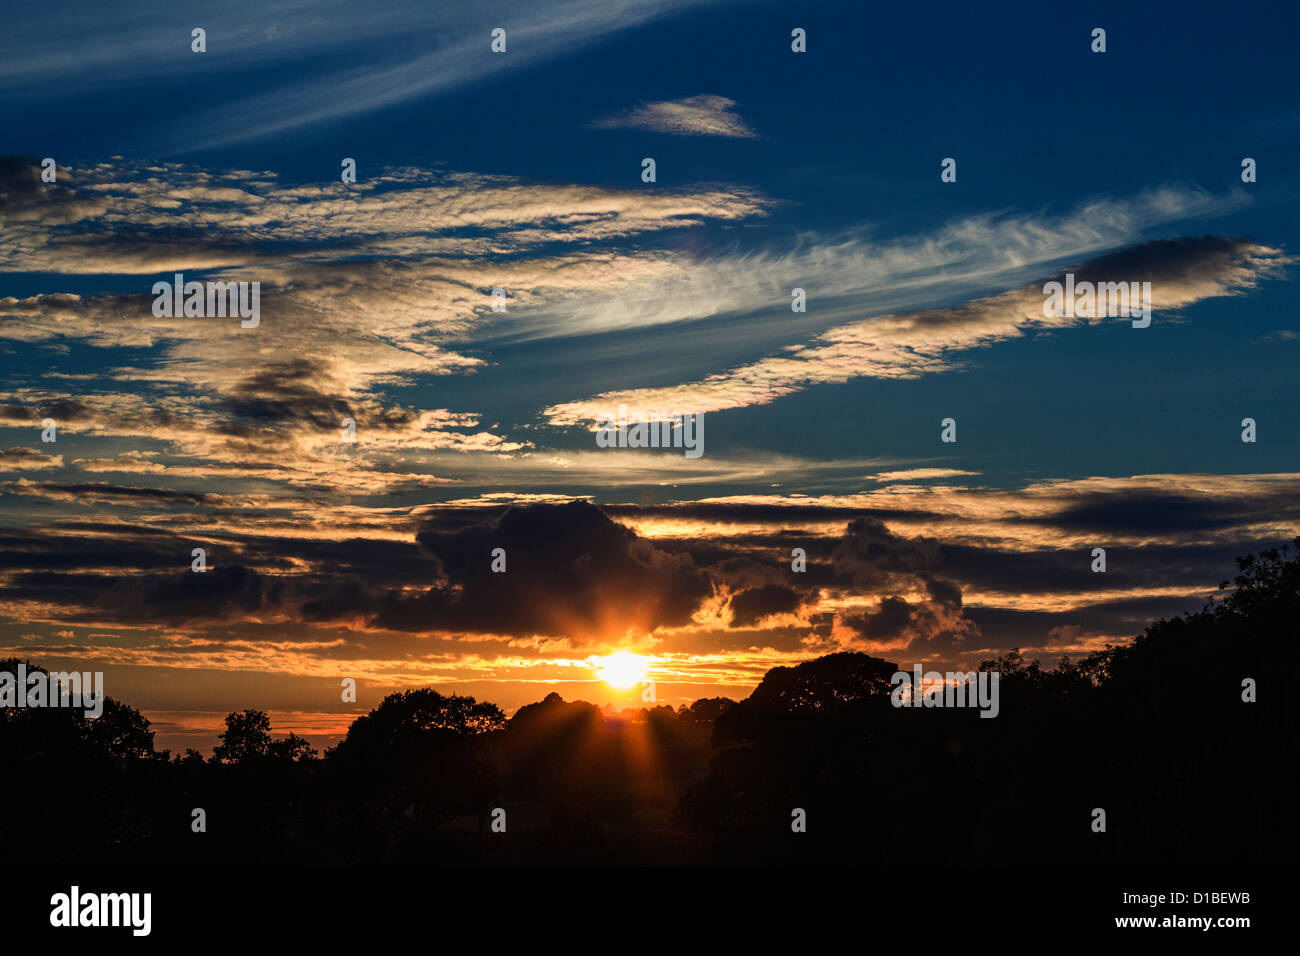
[326,689,504,857]
[213,708,317,764]
[87,697,156,761]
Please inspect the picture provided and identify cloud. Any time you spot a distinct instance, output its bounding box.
[871,468,980,483]
[3,485,1297,697]
[545,235,1292,424]
[160,1,725,150]
[99,564,274,626]
[0,157,771,495]
[6,162,1278,505]
[500,186,1248,345]
[0,447,62,471]
[844,591,980,656]
[0,1,728,149]
[729,584,803,627]
[590,94,758,138]
[0,158,770,275]
[371,501,715,637]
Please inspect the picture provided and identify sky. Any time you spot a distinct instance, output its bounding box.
[2,0,1299,753]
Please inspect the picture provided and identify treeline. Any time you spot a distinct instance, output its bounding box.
[4,541,1297,865]
[0,671,730,864]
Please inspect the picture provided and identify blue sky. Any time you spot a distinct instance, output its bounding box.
[2,0,1298,750]
[5,0,1299,494]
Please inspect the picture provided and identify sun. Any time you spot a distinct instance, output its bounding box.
[594,651,650,690]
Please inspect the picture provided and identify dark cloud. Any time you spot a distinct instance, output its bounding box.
[372,500,714,637]
[1043,491,1248,535]
[1071,235,1270,285]
[848,595,913,639]
[120,564,273,624]
[220,359,356,430]
[937,539,1290,596]
[845,591,982,656]
[0,155,87,223]
[814,516,983,654]
[9,564,277,626]
[0,399,93,423]
[0,527,204,571]
[832,516,939,588]
[918,571,962,606]
[729,584,802,627]
[2,482,213,506]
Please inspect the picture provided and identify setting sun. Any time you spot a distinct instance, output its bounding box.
[594,652,650,690]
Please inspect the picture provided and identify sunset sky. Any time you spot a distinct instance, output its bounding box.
[3,0,1299,753]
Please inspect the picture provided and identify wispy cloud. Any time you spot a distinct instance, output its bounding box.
[491,186,1250,344]
[590,94,758,138]
[544,235,1292,424]
[1,1,731,149]
[150,0,727,150]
